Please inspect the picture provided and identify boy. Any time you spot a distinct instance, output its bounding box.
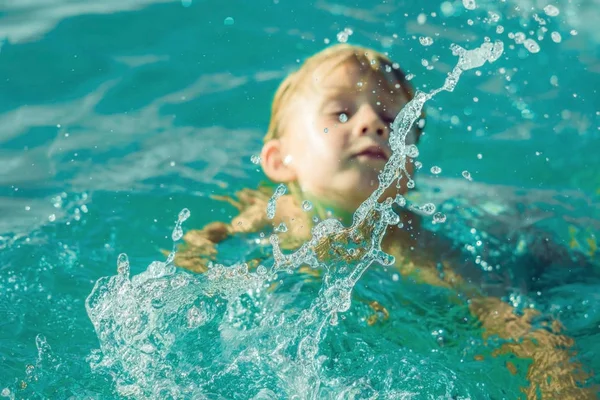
[175,44,594,398]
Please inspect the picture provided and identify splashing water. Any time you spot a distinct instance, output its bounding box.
[86,41,504,398]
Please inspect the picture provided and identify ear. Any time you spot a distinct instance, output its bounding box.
[260,139,297,183]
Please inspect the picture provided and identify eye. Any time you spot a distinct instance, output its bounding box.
[381,114,396,125]
[331,110,351,122]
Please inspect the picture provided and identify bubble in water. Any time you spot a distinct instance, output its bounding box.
[302,200,313,211]
[48,214,56,222]
[181,0,192,7]
[430,166,442,175]
[407,179,415,189]
[523,39,540,53]
[433,212,447,223]
[419,36,433,46]
[551,32,562,43]
[339,113,348,123]
[117,253,130,276]
[462,170,473,181]
[1,388,11,397]
[250,155,261,165]
[543,5,560,16]
[462,0,477,10]
[224,17,234,25]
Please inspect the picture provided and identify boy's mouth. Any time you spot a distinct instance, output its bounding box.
[352,145,389,161]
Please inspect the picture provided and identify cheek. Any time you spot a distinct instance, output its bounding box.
[305,121,343,158]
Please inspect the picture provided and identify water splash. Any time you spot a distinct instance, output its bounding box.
[267,184,286,220]
[86,40,504,398]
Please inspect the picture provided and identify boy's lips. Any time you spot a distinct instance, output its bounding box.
[352,145,390,161]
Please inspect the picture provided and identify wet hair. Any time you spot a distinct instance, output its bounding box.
[264,43,423,143]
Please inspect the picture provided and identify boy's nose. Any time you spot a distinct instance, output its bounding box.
[354,105,388,138]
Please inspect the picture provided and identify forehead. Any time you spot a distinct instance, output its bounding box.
[309,56,406,101]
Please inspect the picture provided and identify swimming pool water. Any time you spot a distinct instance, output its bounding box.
[1,0,599,398]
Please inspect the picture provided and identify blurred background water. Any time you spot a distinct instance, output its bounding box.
[0,0,599,398]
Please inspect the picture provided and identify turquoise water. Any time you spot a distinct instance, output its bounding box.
[1,0,599,398]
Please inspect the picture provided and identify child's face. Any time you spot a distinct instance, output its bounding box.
[267,60,416,212]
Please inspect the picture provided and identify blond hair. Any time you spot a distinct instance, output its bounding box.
[265,43,420,143]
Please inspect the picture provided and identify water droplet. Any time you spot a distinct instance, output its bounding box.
[256,265,267,276]
[462,0,477,10]
[462,170,473,181]
[514,32,526,44]
[224,17,234,25]
[488,11,500,23]
[337,28,353,43]
[267,184,286,219]
[329,313,339,326]
[151,297,165,309]
[117,253,130,276]
[433,212,447,223]
[419,36,433,46]
[420,203,436,215]
[430,166,442,175]
[405,144,419,158]
[187,306,206,328]
[339,113,348,123]
[323,127,329,134]
[394,195,406,207]
[523,39,540,53]
[551,31,562,43]
[275,223,288,233]
[172,225,183,241]
[178,208,190,222]
[302,200,313,211]
[543,5,559,16]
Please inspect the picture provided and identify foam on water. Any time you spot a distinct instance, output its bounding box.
[85,40,505,398]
